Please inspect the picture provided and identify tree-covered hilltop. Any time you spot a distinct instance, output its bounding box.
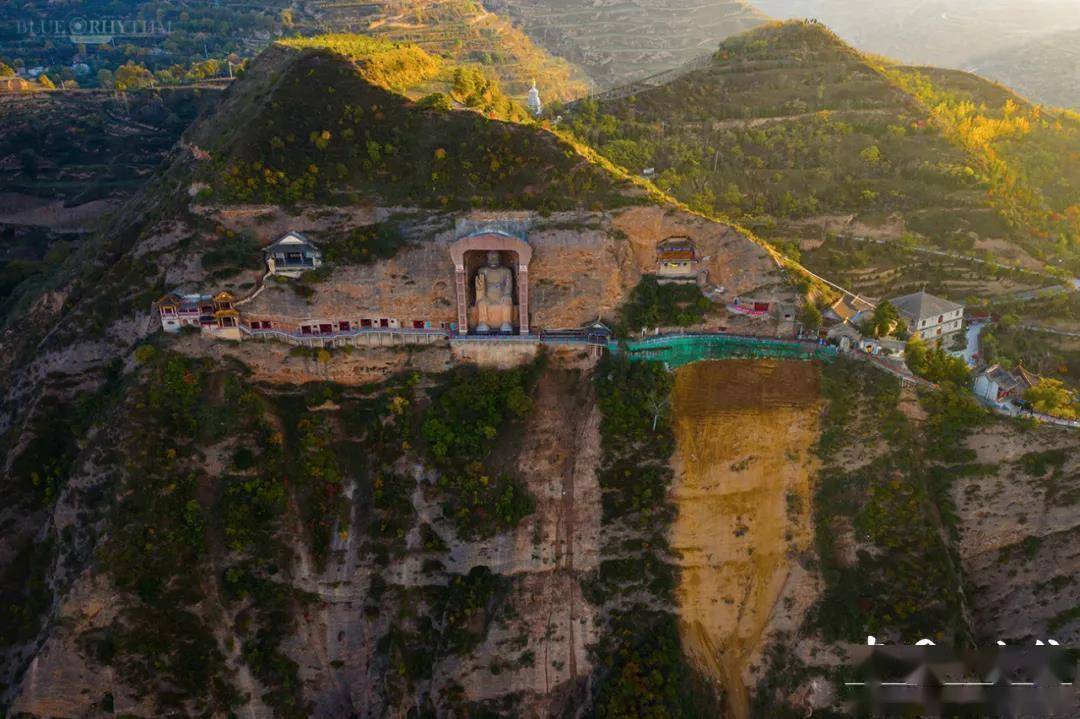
[277,34,446,95]
[565,20,1080,286]
[192,38,640,211]
[566,22,973,231]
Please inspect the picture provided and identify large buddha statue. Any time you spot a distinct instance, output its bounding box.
[474,251,514,333]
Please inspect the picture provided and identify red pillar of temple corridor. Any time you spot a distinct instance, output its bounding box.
[517,265,529,336]
[455,263,468,333]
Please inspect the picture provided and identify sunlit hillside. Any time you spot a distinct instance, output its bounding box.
[305,0,592,101]
[193,35,632,210]
[566,21,1080,306]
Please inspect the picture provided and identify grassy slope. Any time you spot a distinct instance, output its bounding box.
[884,64,1080,250]
[566,21,1080,300]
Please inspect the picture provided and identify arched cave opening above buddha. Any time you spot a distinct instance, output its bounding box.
[449,229,532,336]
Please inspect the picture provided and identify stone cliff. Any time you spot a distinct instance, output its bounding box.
[209,204,788,337]
[4,359,608,718]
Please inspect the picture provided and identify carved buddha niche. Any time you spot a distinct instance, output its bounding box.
[474,250,514,333]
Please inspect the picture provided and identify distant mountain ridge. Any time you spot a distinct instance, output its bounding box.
[754,0,1080,68]
[482,0,769,90]
[966,27,1080,109]
[755,0,1080,108]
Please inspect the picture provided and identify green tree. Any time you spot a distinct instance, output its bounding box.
[863,300,902,338]
[905,336,969,384]
[800,301,822,330]
[906,335,927,372]
[722,182,745,207]
[417,93,453,112]
[601,139,653,173]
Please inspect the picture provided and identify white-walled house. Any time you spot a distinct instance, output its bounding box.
[888,291,963,344]
[263,232,323,277]
[974,364,1037,406]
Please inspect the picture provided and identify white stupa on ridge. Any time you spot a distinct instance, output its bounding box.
[527,80,542,116]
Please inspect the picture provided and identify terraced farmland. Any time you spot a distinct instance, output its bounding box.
[305,0,591,100]
[565,21,1080,305]
[484,0,769,89]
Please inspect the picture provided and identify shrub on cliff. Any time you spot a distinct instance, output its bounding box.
[321,223,407,265]
[421,365,540,537]
[617,275,712,334]
[905,336,969,384]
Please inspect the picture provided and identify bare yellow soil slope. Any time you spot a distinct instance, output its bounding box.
[671,360,821,718]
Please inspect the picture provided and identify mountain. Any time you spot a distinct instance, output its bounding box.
[0,33,794,718]
[189,34,627,210]
[566,20,1080,308]
[2,24,1079,719]
[0,88,223,319]
[482,0,769,90]
[966,27,1080,109]
[754,0,1080,69]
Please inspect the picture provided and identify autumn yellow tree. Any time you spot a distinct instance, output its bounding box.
[1024,379,1078,419]
[114,61,154,91]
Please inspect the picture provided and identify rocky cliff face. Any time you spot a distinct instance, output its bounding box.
[211,203,787,335]
[2,352,608,718]
[956,424,1080,648]
[745,362,1080,717]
